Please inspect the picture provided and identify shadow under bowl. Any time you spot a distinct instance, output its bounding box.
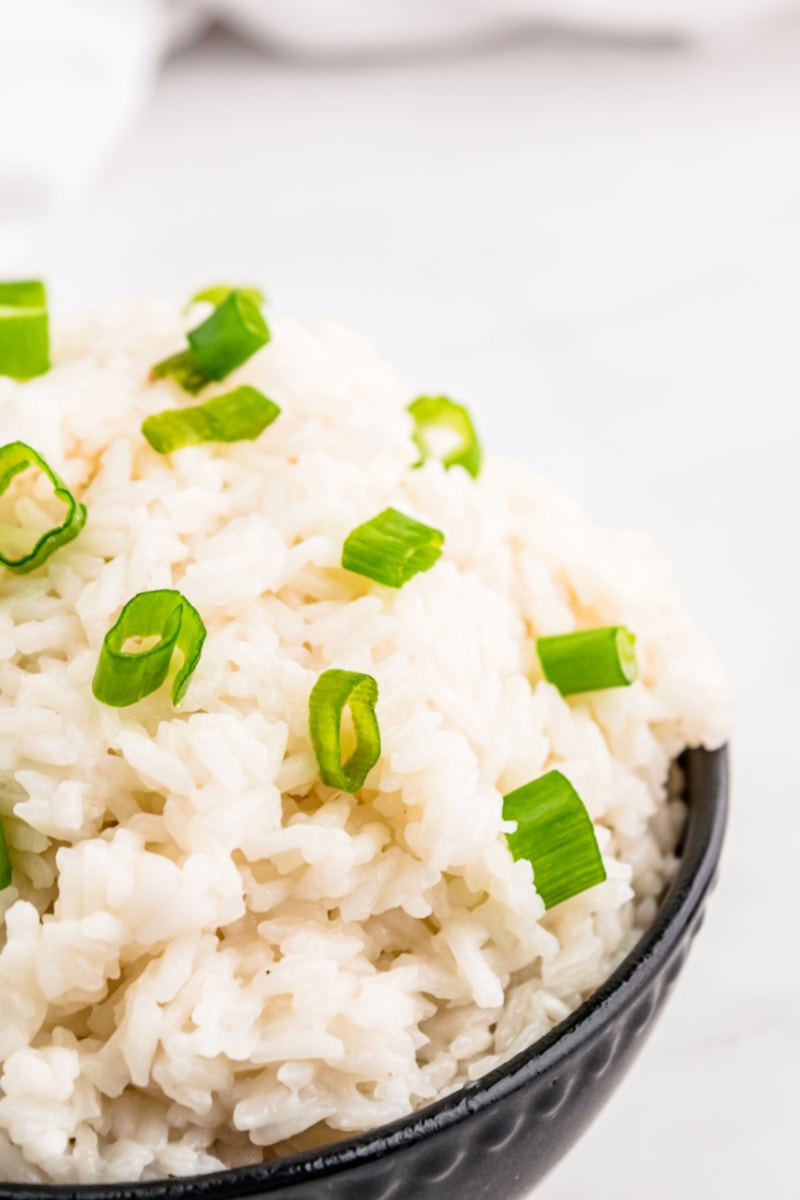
[1,746,729,1200]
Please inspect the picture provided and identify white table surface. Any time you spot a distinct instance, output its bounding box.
[27,22,800,1199]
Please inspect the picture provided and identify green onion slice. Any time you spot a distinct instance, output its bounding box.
[0,442,87,574]
[150,350,210,396]
[92,589,206,708]
[0,280,50,380]
[408,395,482,479]
[503,770,607,909]
[187,289,270,381]
[309,669,381,793]
[187,284,266,311]
[142,385,281,454]
[342,507,444,588]
[0,819,11,891]
[537,626,638,696]
[152,289,270,394]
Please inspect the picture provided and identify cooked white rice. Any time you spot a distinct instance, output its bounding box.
[0,298,731,1184]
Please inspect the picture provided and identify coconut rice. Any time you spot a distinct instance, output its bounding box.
[0,298,731,1184]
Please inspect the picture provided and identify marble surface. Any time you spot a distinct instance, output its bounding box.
[28,21,800,1198]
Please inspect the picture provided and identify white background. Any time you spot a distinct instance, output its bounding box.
[13,19,800,1198]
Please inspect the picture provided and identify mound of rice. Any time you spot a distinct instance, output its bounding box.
[0,299,731,1184]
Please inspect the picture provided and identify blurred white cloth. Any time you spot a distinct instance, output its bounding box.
[0,0,795,271]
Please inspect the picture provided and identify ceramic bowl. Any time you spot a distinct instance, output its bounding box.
[1,746,728,1200]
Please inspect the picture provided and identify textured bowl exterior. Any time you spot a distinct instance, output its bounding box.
[1,746,728,1200]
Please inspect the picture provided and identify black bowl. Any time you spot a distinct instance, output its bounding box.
[1,746,728,1200]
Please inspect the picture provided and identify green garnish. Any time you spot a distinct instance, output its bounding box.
[342,507,444,588]
[150,350,210,396]
[187,284,266,311]
[503,770,607,909]
[309,669,381,793]
[92,589,206,708]
[0,820,11,891]
[408,395,482,478]
[188,289,269,380]
[0,442,86,574]
[537,626,638,696]
[151,289,270,394]
[142,385,280,454]
[0,280,50,379]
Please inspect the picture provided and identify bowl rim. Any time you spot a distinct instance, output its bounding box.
[0,745,729,1200]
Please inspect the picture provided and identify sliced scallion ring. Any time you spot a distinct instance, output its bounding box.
[0,280,50,380]
[150,350,210,396]
[408,395,482,478]
[503,770,607,909]
[342,507,444,588]
[187,289,270,381]
[92,589,206,708]
[142,385,281,453]
[0,442,87,574]
[309,669,381,793]
[0,820,11,891]
[151,288,270,394]
[187,284,266,311]
[537,626,638,696]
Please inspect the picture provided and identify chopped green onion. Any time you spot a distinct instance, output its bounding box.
[187,284,266,311]
[0,442,86,574]
[537,626,638,696]
[188,290,270,381]
[342,507,444,588]
[0,281,45,307]
[151,350,210,396]
[0,280,50,379]
[408,395,482,479]
[309,669,381,793]
[0,820,11,891]
[92,589,206,708]
[152,289,270,394]
[142,386,281,454]
[503,770,607,909]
